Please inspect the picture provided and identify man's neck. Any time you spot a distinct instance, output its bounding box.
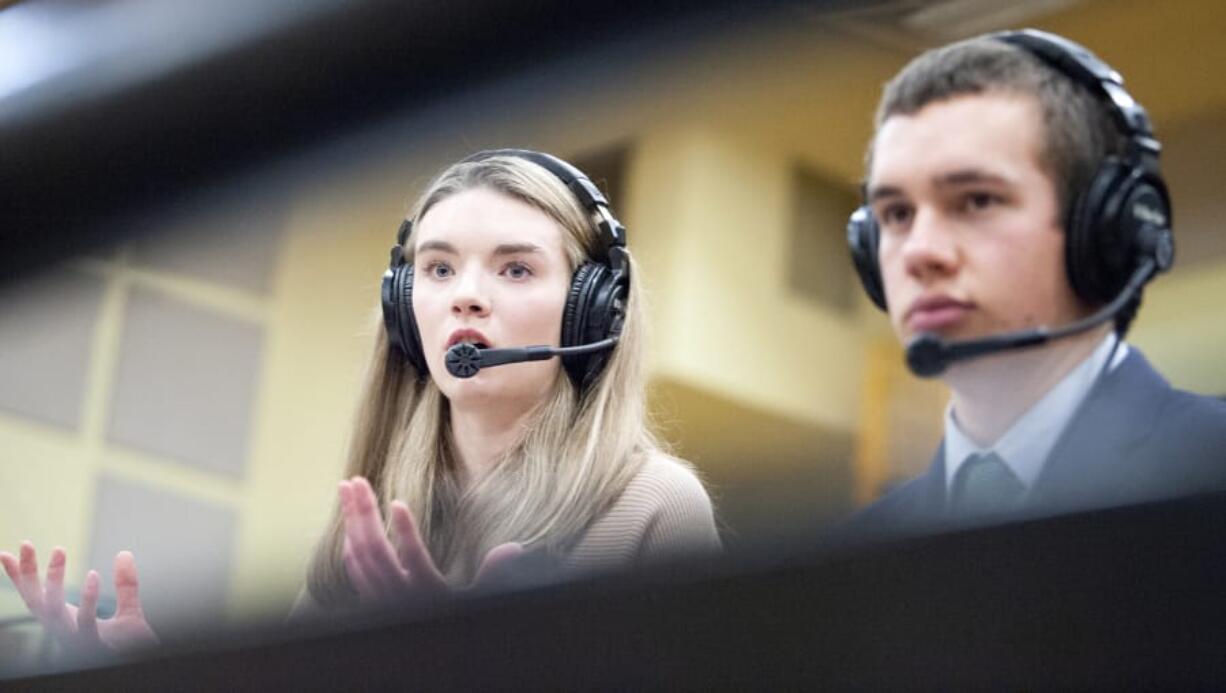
[945,325,1112,447]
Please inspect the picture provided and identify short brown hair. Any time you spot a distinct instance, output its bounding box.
[869,35,1128,226]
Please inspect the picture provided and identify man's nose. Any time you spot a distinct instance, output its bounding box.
[900,207,959,281]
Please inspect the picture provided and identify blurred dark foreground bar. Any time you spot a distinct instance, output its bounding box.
[8,491,1226,690]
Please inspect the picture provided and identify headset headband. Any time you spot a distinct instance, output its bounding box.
[994,29,1160,164]
[459,148,628,262]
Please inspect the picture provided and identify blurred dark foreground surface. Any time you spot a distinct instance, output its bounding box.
[6,491,1226,691]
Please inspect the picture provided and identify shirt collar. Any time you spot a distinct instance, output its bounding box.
[944,332,1127,494]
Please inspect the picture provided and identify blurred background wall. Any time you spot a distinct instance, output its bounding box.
[1,0,1224,657]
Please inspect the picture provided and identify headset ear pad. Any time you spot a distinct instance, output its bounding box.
[1065,159,1172,304]
[384,262,429,377]
[560,261,625,387]
[848,206,888,311]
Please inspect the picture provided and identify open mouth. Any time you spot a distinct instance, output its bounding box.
[446,329,493,350]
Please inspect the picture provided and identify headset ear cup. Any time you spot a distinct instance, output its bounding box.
[848,206,888,311]
[561,262,601,385]
[1067,160,1133,304]
[401,264,428,377]
[562,263,596,347]
[564,255,631,389]
[388,263,428,377]
[582,268,628,387]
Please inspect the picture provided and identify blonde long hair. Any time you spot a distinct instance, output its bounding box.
[307,154,661,605]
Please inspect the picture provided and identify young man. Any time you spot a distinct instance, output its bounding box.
[845,29,1226,538]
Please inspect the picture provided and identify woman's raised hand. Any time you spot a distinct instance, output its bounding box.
[0,543,160,656]
[338,477,524,605]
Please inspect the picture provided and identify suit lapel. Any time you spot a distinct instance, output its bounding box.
[898,441,949,527]
[1030,349,1170,510]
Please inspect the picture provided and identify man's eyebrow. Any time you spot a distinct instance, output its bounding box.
[493,243,543,256]
[416,240,457,254]
[934,169,1012,187]
[866,170,1013,202]
[865,184,905,203]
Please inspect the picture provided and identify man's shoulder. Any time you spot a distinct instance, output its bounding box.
[834,457,947,545]
[1064,347,1226,498]
[1159,382,1226,432]
[1143,380,1226,477]
[1110,348,1226,445]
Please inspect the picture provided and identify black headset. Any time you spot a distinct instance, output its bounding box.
[848,29,1173,328]
[381,149,630,388]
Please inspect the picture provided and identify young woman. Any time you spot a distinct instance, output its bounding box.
[1,150,720,649]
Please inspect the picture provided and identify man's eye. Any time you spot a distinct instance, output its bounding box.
[879,204,912,228]
[963,192,999,212]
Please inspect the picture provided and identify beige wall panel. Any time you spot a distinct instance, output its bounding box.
[633,127,863,431]
[106,287,263,477]
[0,270,105,430]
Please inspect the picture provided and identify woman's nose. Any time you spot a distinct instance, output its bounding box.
[450,272,491,317]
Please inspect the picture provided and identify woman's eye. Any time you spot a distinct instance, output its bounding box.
[424,261,453,279]
[502,262,532,280]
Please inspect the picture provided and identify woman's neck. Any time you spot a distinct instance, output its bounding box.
[447,402,534,490]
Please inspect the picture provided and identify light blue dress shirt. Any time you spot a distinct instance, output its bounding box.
[943,332,1129,505]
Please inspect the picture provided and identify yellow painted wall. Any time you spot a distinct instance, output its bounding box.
[630,128,865,430]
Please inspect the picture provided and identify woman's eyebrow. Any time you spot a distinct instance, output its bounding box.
[415,240,458,254]
[493,243,542,256]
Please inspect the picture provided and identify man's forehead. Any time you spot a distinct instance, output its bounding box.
[867,93,1044,192]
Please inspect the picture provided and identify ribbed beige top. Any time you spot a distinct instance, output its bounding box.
[561,453,721,576]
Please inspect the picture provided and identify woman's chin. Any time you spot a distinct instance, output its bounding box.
[439,373,538,410]
[438,373,496,402]
[434,361,560,410]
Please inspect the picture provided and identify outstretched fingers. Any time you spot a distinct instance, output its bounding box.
[1,549,41,616]
[77,570,100,642]
[389,501,446,592]
[43,548,67,613]
[342,536,377,597]
[4,543,82,640]
[0,550,21,596]
[9,542,45,614]
[39,547,80,637]
[340,478,408,597]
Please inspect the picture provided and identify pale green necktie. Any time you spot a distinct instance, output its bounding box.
[949,452,1026,518]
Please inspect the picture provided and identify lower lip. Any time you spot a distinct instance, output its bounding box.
[907,306,968,332]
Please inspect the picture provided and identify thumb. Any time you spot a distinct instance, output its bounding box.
[112,551,147,618]
[471,542,525,588]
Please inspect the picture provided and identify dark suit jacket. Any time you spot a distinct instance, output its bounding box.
[842,348,1226,543]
